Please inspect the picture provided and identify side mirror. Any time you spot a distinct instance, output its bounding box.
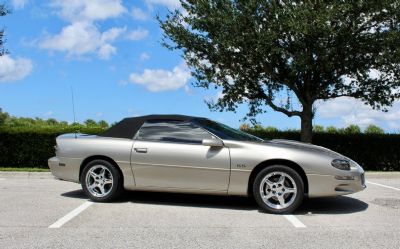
[202,139,223,147]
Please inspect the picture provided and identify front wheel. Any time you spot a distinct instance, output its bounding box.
[80,159,123,202]
[253,165,304,214]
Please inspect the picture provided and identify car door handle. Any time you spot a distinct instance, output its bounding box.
[134,148,147,153]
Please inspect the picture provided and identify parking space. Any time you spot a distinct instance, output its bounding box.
[0,172,399,248]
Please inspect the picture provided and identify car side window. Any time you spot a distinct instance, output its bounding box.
[136,120,215,144]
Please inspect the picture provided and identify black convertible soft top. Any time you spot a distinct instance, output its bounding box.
[101,114,199,139]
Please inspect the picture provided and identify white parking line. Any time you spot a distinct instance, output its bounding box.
[49,201,93,228]
[366,181,400,191]
[283,215,306,228]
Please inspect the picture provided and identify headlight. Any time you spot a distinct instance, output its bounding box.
[331,159,351,170]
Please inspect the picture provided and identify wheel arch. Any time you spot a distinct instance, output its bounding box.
[79,155,124,186]
[247,159,308,196]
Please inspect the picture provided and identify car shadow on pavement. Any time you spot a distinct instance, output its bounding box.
[119,190,258,211]
[296,196,369,215]
[62,189,368,214]
[61,189,88,199]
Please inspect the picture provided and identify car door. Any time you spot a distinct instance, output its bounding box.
[131,120,231,191]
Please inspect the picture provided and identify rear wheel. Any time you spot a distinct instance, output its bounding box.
[253,165,304,214]
[80,159,123,202]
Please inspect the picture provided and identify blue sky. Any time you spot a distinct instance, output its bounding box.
[1,0,399,131]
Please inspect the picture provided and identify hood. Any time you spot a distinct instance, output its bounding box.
[266,139,345,158]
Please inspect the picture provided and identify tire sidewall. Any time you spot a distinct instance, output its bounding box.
[253,165,304,214]
[80,159,122,202]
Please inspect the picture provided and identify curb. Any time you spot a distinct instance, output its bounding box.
[0,172,54,179]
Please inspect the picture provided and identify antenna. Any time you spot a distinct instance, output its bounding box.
[70,86,77,138]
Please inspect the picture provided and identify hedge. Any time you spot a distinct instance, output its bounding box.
[0,128,399,171]
[0,128,105,168]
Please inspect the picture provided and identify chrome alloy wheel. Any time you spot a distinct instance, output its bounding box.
[85,165,114,197]
[259,171,297,210]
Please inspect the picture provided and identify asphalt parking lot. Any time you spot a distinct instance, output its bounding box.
[0,172,399,249]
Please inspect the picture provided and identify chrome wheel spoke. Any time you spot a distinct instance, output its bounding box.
[277,195,285,206]
[277,175,285,185]
[262,191,274,200]
[90,171,98,179]
[265,179,275,187]
[104,179,113,185]
[98,185,105,195]
[285,187,295,193]
[88,182,97,190]
[99,168,106,178]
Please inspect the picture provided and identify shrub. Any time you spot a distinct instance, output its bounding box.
[84,119,97,127]
[326,126,338,133]
[344,124,361,134]
[364,124,384,134]
[313,125,325,133]
[239,123,250,131]
[0,128,105,168]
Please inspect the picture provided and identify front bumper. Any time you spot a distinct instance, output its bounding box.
[307,170,366,198]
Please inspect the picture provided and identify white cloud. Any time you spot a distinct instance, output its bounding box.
[316,97,400,129]
[51,0,126,22]
[131,7,149,20]
[39,0,127,59]
[12,0,28,9]
[126,28,149,41]
[44,110,53,116]
[129,62,191,92]
[184,85,192,94]
[139,52,150,61]
[0,55,33,83]
[40,22,125,59]
[98,44,117,59]
[145,0,181,9]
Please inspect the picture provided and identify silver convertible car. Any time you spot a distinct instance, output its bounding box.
[49,115,366,213]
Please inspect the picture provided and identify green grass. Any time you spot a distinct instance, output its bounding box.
[0,167,50,172]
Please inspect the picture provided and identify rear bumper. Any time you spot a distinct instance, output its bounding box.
[48,156,81,183]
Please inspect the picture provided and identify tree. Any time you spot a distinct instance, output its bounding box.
[160,0,400,142]
[364,124,384,134]
[344,124,361,134]
[0,4,10,56]
[84,119,97,127]
[313,125,325,133]
[239,123,250,131]
[0,108,9,126]
[97,120,109,128]
[46,118,59,126]
[326,126,338,133]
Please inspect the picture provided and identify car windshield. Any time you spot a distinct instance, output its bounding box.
[195,119,264,142]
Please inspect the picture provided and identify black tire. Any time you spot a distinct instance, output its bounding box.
[80,159,123,202]
[252,165,304,214]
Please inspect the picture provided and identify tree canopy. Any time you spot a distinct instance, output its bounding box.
[160,0,400,142]
[0,4,10,56]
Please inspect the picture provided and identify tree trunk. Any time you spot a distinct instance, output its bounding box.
[300,104,313,143]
